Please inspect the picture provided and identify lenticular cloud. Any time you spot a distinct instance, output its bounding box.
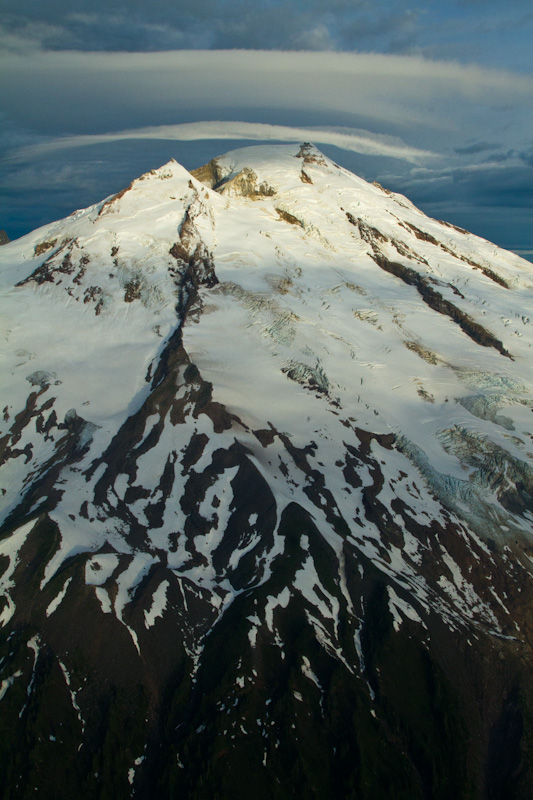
[7,121,436,164]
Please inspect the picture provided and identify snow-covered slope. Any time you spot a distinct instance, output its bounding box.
[1,143,533,799]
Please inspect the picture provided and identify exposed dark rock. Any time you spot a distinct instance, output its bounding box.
[401,221,509,287]
[282,360,330,393]
[169,194,219,296]
[438,219,470,235]
[371,250,512,358]
[124,279,142,303]
[98,183,133,216]
[371,180,394,196]
[390,236,429,264]
[219,167,276,198]
[296,142,328,165]
[276,208,304,227]
[26,371,60,390]
[190,158,225,189]
[34,238,57,256]
[404,340,440,364]
[402,220,441,246]
[473,265,509,288]
[19,239,76,286]
[346,213,388,254]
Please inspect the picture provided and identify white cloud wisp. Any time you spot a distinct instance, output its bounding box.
[5,121,436,165]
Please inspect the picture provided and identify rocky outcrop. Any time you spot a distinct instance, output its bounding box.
[190,157,226,189]
[191,160,276,199]
[219,167,276,199]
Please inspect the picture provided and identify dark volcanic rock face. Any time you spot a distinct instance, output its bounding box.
[1,145,533,799]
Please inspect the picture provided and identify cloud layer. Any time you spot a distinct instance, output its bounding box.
[6,121,436,165]
[1,0,532,71]
[3,50,531,145]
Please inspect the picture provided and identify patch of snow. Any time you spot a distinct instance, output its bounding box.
[85,554,120,586]
[0,670,22,702]
[46,577,73,617]
[0,519,37,626]
[387,585,426,632]
[264,587,292,632]
[144,580,169,628]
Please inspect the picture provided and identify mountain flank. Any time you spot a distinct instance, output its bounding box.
[1,143,533,799]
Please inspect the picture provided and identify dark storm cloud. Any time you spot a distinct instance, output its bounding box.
[377,157,533,249]
[454,142,501,155]
[0,4,424,56]
[518,147,533,167]
[381,159,533,212]
[338,8,422,53]
[481,150,517,163]
[2,0,528,61]
[0,1,363,53]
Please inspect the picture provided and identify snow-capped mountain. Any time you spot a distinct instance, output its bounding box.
[1,143,532,799]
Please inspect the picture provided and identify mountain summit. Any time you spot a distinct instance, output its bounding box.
[1,143,533,799]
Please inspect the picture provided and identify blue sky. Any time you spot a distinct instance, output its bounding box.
[1,1,532,254]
